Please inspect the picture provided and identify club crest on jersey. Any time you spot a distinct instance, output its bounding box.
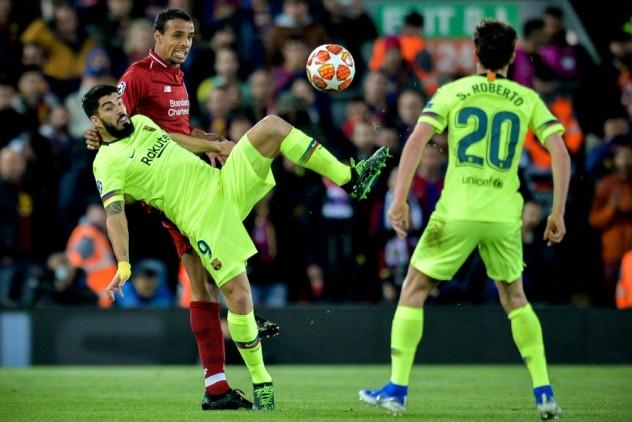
[117,81,126,95]
[211,258,222,271]
[142,125,156,132]
[164,85,171,93]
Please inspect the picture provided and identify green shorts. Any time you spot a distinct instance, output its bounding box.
[410,215,524,282]
[187,136,275,287]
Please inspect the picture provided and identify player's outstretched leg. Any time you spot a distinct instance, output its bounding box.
[246,115,389,200]
[497,279,561,420]
[360,268,435,415]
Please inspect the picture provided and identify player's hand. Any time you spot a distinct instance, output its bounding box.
[106,261,132,301]
[543,213,566,246]
[190,128,228,144]
[191,129,232,167]
[205,152,222,167]
[201,132,228,143]
[204,132,231,166]
[208,140,235,166]
[84,128,102,150]
[388,202,410,239]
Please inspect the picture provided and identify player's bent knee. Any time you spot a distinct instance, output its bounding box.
[247,115,290,157]
[220,278,253,313]
[400,267,436,306]
[508,296,528,312]
[261,114,291,138]
[226,292,252,314]
[407,267,436,290]
[499,294,528,314]
[262,113,282,126]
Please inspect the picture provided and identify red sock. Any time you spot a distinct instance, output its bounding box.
[190,301,230,395]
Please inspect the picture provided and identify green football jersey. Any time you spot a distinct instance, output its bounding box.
[93,114,217,239]
[418,75,564,223]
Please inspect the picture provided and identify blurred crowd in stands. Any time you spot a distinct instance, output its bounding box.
[0,0,631,309]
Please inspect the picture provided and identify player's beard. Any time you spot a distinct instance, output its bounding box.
[104,119,134,139]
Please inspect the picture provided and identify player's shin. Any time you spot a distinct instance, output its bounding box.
[279,127,351,185]
[508,303,550,387]
[390,306,424,386]
[227,311,272,384]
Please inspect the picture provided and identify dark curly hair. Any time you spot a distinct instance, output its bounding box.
[474,19,517,72]
[81,85,118,117]
[154,9,192,34]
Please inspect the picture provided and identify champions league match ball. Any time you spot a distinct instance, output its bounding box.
[306,44,355,92]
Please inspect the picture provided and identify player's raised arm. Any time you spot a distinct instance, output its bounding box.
[104,200,131,300]
[389,121,436,239]
[542,133,571,246]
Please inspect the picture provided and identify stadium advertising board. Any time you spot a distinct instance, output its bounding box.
[370,1,520,74]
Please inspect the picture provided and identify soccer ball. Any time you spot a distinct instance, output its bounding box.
[306,44,355,92]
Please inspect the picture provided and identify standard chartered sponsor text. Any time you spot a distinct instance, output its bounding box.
[168,99,189,117]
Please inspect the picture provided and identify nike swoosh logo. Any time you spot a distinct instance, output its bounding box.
[129,149,136,159]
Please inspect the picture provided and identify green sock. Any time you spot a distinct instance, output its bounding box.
[280,127,351,186]
[227,311,272,384]
[390,305,424,386]
[508,303,550,387]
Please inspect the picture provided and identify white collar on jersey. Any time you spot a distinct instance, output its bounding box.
[149,49,168,68]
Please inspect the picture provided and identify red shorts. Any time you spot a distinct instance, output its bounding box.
[161,218,193,257]
[141,202,192,257]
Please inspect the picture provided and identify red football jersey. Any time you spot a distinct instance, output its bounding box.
[117,49,192,135]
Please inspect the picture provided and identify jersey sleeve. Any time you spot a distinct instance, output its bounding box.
[93,155,125,208]
[529,95,565,144]
[417,85,451,132]
[117,66,147,116]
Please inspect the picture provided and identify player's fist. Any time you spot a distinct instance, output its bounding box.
[388,202,410,239]
[543,213,566,246]
[84,128,102,150]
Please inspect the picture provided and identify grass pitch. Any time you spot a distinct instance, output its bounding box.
[1,365,631,421]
